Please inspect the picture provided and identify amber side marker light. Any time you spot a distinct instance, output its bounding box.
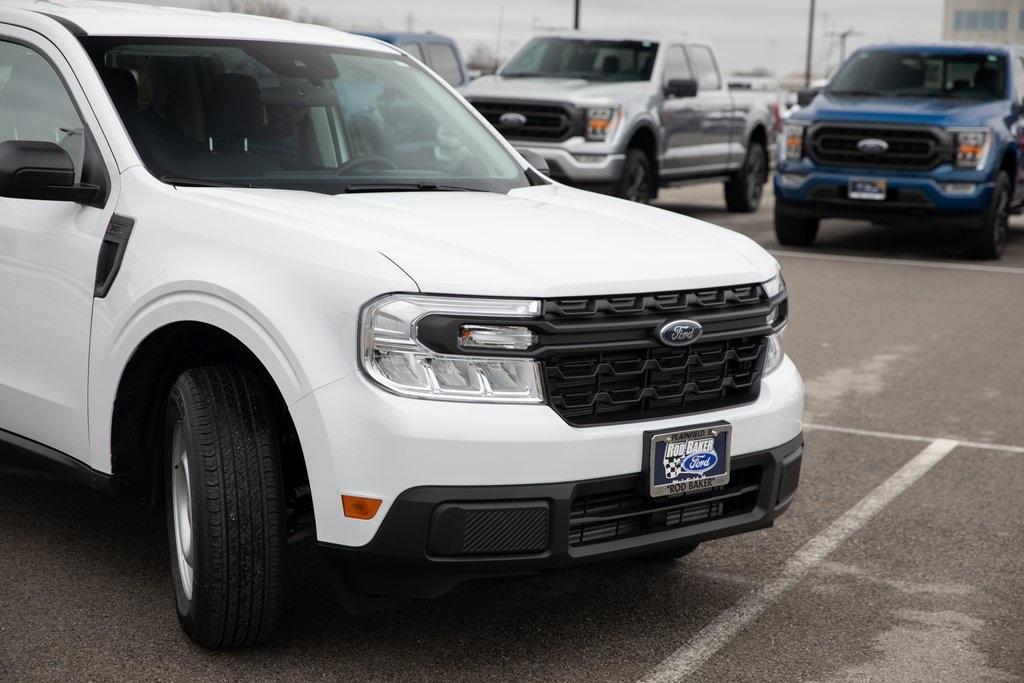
[342,495,383,520]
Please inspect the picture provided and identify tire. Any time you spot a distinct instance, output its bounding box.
[774,204,820,246]
[616,147,655,203]
[165,366,285,648]
[724,141,768,212]
[965,171,1010,260]
[636,543,700,563]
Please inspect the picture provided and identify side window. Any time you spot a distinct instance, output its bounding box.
[663,46,693,83]
[687,46,721,91]
[403,42,425,62]
[425,43,463,86]
[0,40,84,180]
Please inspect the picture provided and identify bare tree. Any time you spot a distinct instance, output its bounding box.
[467,43,498,74]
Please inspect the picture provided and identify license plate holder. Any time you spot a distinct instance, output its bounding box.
[645,422,731,498]
[848,177,887,201]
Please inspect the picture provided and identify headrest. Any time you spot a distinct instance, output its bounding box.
[101,68,138,114]
[206,73,262,139]
[601,55,621,75]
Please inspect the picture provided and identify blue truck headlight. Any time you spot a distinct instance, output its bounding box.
[361,294,544,402]
[952,128,991,170]
[781,122,807,161]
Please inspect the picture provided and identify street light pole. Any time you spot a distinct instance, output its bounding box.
[804,0,816,87]
[574,0,580,30]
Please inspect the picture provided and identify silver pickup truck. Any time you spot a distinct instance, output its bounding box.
[462,33,777,211]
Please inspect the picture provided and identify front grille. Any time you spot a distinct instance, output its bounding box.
[470,99,579,141]
[568,462,762,547]
[808,124,949,170]
[539,284,778,427]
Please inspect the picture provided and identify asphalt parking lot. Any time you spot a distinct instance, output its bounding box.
[2,184,1022,681]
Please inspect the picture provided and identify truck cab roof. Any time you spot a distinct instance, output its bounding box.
[2,0,394,53]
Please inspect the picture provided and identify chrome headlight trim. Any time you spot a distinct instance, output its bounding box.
[360,294,544,403]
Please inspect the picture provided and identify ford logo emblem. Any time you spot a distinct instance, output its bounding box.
[498,112,527,128]
[659,319,703,346]
[856,138,889,155]
[682,451,718,474]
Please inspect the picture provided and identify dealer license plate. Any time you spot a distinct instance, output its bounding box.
[848,178,887,201]
[647,422,731,498]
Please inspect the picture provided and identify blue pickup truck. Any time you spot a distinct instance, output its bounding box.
[775,44,1024,259]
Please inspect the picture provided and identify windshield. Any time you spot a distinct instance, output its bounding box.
[80,38,529,193]
[827,49,1007,100]
[501,38,657,81]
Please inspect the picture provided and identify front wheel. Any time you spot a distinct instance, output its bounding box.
[616,147,655,203]
[964,171,1010,260]
[166,366,285,648]
[724,141,768,212]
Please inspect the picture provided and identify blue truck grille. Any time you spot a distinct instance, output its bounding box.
[808,124,949,170]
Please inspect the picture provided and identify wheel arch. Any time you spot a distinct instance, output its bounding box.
[94,292,314,505]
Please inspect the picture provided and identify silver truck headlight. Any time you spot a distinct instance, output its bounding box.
[585,106,620,142]
[360,294,544,402]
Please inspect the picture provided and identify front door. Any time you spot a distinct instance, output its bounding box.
[0,31,115,462]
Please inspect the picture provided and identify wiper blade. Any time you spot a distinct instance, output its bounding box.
[160,175,250,188]
[341,182,485,194]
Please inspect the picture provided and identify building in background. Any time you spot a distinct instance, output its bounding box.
[944,0,1024,42]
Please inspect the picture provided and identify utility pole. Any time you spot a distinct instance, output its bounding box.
[495,5,504,67]
[826,27,863,64]
[574,0,580,30]
[804,0,816,87]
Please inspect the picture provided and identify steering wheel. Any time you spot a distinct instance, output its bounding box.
[337,155,398,175]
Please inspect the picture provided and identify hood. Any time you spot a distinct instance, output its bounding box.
[462,74,650,103]
[179,185,777,298]
[800,94,1008,127]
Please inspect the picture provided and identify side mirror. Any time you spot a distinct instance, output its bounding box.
[664,78,698,98]
[796,88,820,107]
[517,148,550,177]
[0,140,98,203]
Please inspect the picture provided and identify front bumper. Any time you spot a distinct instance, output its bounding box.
[774,161,994,228]
[289,356,803,549]
[320,433,803,599]
[517,143,626,185]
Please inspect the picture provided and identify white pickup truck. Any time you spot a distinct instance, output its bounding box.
[0,1,804,648]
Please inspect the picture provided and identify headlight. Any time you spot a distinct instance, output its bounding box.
[952,128,991,170]
[762,271,786,298]
[360,294,544,402]
[762,270,787,374]
[781,122,806,161]
[585,106,620,142]
[764,327,786,374]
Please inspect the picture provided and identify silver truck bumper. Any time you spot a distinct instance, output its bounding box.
[518,146,626,185]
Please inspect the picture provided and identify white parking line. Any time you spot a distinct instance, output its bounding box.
[638,438,960,683]
[771,249,1024,275]
[807,422,1024,455]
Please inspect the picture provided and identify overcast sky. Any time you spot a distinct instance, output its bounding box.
[118,0,944,77]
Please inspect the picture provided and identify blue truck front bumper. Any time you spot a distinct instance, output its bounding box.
[773,161,994,228]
